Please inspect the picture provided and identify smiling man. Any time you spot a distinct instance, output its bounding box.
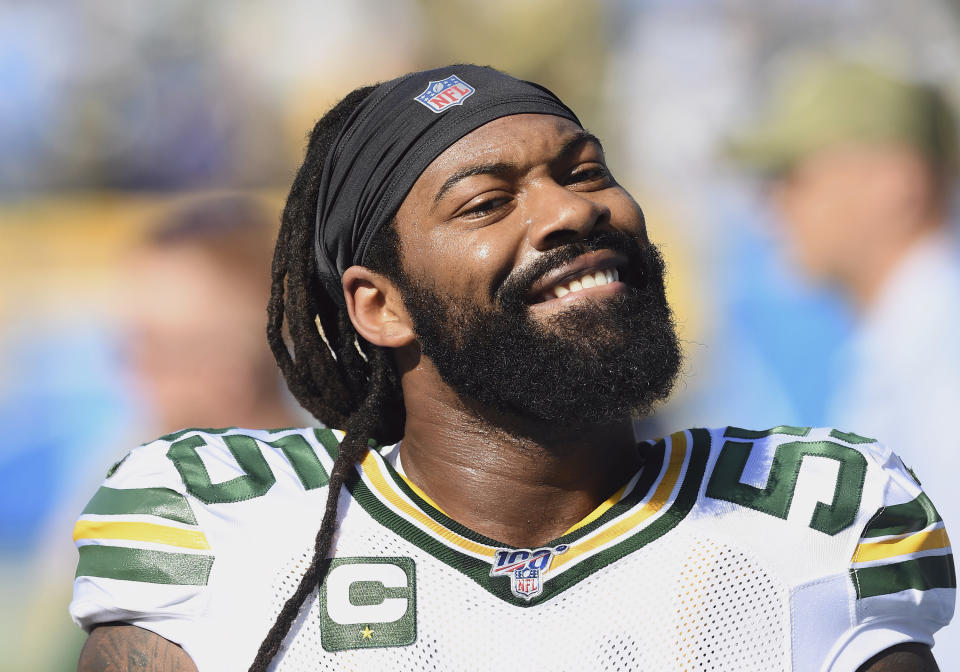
[71,66,953,672]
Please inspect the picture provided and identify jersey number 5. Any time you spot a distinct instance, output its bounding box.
[705,430,868,536]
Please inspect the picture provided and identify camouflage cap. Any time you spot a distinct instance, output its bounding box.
[728,58,958,174]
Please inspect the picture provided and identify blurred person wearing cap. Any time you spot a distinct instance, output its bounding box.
[70,66,952,671]
[733,57,960,666]
[119,195,303,434]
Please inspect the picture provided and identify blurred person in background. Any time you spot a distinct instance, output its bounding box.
[732,56,960,665]
[120,194,303,434]
[6,195,305,671]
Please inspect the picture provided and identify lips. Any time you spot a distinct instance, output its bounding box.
[527,250,627,304]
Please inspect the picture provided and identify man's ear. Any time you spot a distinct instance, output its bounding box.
[342,266,416,348]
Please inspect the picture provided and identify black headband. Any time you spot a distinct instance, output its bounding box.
[313,65,581,304]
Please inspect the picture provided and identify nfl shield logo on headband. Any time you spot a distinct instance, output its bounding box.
[414,75,476,113]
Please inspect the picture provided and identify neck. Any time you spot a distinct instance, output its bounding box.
[397,360,642,547]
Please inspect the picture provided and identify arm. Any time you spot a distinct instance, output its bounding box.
[856,643,939,672]
[78,624,198,672]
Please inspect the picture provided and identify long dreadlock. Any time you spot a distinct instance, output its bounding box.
[251,85,407,672]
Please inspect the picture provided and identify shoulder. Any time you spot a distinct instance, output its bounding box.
[70,426,344,634]
[676,425,954,668]
[73,425,345,561]
[98,426,344,504]
[147,426,343,503]
[690,424,944,538]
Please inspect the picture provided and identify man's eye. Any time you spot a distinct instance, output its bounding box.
[568,166,610,185]
[461,197,511,218]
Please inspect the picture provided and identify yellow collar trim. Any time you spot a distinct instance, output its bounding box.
[361,431,685,564]
[394,461,633,536]
[397,471,450,516]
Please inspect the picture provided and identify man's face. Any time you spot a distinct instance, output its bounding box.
[771,143,935,286]
[121,245,276,431]
[389,114,681,425]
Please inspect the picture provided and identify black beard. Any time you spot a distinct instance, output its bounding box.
[397,231,682,426]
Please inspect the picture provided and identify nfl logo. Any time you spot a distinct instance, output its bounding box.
[489,544,567,601]
[414,75,476,113]
[512,566,542,599]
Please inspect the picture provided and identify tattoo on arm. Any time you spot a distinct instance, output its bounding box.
[856,643,939,672]
[78,624,198,672]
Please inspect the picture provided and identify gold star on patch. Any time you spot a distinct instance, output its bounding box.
[360,626,374,640]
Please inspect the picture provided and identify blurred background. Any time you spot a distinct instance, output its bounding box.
[2,0,959,669]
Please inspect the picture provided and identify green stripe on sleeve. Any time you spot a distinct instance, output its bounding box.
[724,426,811,439]
[853,554,956,599]
[862,493,942,538]
[76,545,213,585]
[81,487,198,525]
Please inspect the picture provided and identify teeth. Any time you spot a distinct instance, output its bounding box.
[550,268,621,299]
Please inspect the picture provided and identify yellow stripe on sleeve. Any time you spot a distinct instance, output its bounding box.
[853,526,951,564]
[73,520,211,550]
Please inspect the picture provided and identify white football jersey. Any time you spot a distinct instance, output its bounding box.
[70,426,954,671]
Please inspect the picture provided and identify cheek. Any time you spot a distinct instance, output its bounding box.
[429,226,521,301]
[472,241,492,262]
[607,192,648,240]
[775,183,854,274]
[787,185,848,242]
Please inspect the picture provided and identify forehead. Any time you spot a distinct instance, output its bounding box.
[405,114,586,200]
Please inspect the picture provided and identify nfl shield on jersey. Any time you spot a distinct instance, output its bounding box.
[70,425,955,671]
[489,545,569,600]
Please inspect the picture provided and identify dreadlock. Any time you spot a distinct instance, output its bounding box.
[251,85,406,672]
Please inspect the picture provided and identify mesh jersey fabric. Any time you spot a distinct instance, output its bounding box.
[70,425,955,671]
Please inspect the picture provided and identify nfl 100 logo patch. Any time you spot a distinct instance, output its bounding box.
[489,544,568,601]
[414,74,475,113]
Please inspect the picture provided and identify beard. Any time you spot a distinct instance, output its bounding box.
[396,231,682,426]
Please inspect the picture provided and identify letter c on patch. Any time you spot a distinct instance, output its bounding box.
[326,562,409,624]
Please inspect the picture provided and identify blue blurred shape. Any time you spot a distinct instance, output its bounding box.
[0,320,133,552]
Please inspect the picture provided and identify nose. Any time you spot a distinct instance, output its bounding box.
[526,182,611,251]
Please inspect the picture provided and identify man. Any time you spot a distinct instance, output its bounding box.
[71,66,952,671]
[732,57,960,667]
[119,195,302,434]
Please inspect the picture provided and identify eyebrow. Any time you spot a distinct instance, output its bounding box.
[433,161,517,205]
[432,129,604,205]
[556,130,604,163]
